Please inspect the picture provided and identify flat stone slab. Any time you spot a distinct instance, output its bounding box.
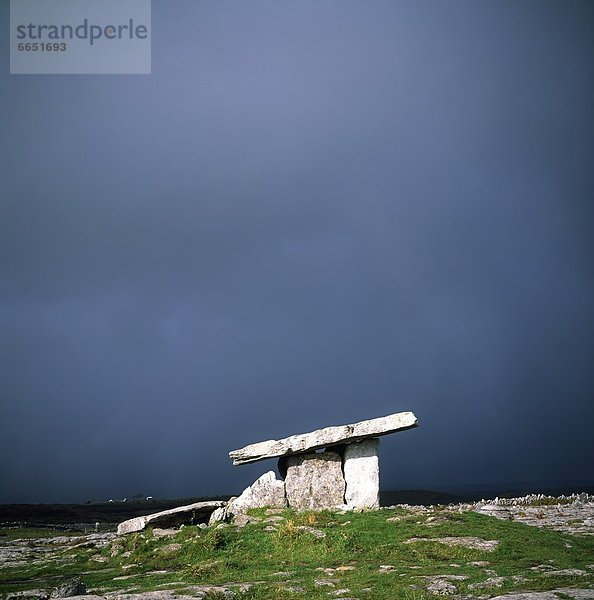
[405,536,499,551]
[229,411,418,465]
[117,500,226,535]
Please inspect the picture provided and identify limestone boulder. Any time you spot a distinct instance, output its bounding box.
[284,451,345,510]
[117,501,226,535]
[228,471,287,515]
[344,439,380,509]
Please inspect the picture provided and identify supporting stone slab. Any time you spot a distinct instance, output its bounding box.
[284,451,345,510]
[229,411,418,465]
[343,438,380,509]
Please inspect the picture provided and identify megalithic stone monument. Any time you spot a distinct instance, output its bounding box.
[228,411,418,511]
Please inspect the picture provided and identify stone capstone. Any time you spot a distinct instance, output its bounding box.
[343,438,379,509]
[229,411,417,465]
[227,470,287,515]
[284,451,345,510]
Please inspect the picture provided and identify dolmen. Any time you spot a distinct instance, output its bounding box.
[227,411,418,513]
[117,411,418,534]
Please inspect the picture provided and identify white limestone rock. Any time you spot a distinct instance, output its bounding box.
[117,501,226,535]
[284,451,345,510]
[228,471,287,515]
[343,438,380,509]
[229,411,417,465]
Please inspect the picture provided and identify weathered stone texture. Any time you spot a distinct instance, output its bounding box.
[117,501,225,535]
[228,470,287,515]
[229,411,417,465]
[284,451,345,510]
[343,438,380,509]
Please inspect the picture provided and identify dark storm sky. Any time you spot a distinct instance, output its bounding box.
[1,1,593,504]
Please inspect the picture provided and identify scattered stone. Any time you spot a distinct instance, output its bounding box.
[105,590,232,599]
[228,471,287,515]
[426,579,457,595]
[316,567,336,575]
[207,506,228,526]
[295,525,326,538]
[343,439,379,509]
[475,500,594,535]
[52,597,104,600]
[232,513,261,528]
[468,576,527,590]
[285,451,345,510]
[544,568,589,577]
[488,589,594,599]
[315,566,356,575]
[50,578,86,598]
[264,515,284,523]
[315,579,337,587]
[476,504,513,520]
[379,564,395,572]
[157,543,182,555]
[151,528,177,538]
[5,590,50,600]
[117,501,226,534]
[229,411,418,465]
[405,536,499,550]
[91,554,108,562]
[416,574,467,596]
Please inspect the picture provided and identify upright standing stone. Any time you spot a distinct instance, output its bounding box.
[343,439,380,509]
[228,471,287,514]
[284,451,345,510]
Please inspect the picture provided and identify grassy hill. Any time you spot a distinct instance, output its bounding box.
[1,502,593,599]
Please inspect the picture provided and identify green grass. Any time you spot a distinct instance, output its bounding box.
[1,507,593,599]
[0,527,81,541]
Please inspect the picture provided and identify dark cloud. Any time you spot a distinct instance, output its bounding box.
[1,0,593,503]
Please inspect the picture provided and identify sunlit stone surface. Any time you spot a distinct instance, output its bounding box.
[229,411,418,465]
[344,438,380,509]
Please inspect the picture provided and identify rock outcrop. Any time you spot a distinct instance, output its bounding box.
[229,411,417,465]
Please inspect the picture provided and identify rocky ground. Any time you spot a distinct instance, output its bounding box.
[1,496,593,600]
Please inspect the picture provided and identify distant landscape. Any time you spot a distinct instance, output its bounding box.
[2,483,594,531]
